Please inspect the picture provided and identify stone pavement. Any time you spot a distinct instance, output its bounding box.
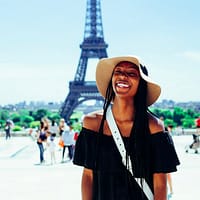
[170,136,200,200]
[0,135,199,200]
[0,136,82,200]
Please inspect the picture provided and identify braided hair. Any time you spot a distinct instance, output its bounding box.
[97,64,151,180]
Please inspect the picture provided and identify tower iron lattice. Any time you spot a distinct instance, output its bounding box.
[60,0,108,121]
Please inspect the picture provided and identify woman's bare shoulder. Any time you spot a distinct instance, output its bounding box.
[83,110,103,132]
[148,112,165,134]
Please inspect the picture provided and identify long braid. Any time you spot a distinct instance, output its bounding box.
[128,64,151,195]
[95,79,114,170]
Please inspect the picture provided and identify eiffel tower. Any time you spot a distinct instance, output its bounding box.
[60,0,108,121]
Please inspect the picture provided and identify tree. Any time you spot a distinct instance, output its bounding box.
[11,113,21,124]
[162,109,173,119]
[30,121,40,129]
[182,117,195,128]
[164,119,176,128]
[185,109,196,118]
[48,113,61,122]
[173,107,185,126]
[32,109,49,121]
[151,108,163,117]
[21,115,34,128]
[0,110,9,121]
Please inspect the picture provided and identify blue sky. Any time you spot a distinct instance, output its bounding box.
[0,0,200,105]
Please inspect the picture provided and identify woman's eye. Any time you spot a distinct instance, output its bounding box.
[114,70,138,77]
[114,70,123,75]
[127,72,138,77]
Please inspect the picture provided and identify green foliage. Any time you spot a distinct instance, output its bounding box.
[0,110,9,121]
[164,119,176,127]
[48,113,61,123]
[18,109,29,116]
[162,109,173,119]
[151,108,162,117]
[22,115,34,123]
[151,106,200,129]
[0,120,4,127]
[181,117,195,128]
[10,113,21,123]
[12,125,22,132]
[72,122,82,132]
[30,121,40,129]
[185,109,196,118]
[151,108,173,119]
[32,109,49,121]
[70,111,83,120]
[173,107,186,126]
[21,115,34,128]
[9,112,34,128]
[0,105,199,131]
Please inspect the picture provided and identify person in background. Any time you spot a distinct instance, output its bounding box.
[58,118,68,151]
[188,117,200,153]
[195,117,200,135]
[159,118,174,199]
[4,120,11,140]
[58,118,68,136]
[47,129,57,165]
[43,117,50,131]
[166,173,173,199]
[49,119,58,136]
[166,125,174,199]
[167,125,173,135]
[73,55,180,200]
[61,122,75,162]
[36,120,49,164]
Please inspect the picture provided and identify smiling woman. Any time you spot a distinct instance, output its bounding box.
[73,55,180,200]
[112,61,140,98]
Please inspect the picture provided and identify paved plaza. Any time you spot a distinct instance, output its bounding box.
[0,134,199,200]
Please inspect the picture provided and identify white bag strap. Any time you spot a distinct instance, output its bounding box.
[106,105,154,200]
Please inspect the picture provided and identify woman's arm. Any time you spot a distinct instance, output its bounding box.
[153,173,167,200]
[80,111,102,200]
[81,168,93,200]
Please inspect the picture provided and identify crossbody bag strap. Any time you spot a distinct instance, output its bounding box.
[106,105,154,200]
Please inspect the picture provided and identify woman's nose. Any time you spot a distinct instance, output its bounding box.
[119,71,129,78]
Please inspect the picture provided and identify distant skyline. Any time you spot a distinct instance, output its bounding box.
[0,0,200,105]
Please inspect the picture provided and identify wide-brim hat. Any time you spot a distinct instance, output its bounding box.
[95,55,161,106]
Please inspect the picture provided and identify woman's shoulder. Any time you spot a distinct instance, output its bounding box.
[148,112,165,134]
[83,110,103,132]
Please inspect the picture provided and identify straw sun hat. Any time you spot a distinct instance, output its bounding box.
[95,55,161,106]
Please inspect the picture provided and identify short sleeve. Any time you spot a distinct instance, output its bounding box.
[73,128,98,169]
[151,131,180,173]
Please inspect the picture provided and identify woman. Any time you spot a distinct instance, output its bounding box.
[73,56,180,200]
[61,123,75,162]
[36,120,49,164]
[5,120,11,140]
[58,118,68,136]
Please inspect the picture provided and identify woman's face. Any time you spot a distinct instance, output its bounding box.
[112,61,140,99]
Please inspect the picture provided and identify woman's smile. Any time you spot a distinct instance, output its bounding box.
[116,81,130,88]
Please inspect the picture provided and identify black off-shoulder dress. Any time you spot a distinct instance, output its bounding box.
[73,127,180,200]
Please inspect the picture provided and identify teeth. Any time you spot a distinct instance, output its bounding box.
[117,83,129,88]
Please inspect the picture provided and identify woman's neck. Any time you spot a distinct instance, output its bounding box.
[112,99,135,122]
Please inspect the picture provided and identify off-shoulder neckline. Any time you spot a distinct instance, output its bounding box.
[81,127,166,138]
